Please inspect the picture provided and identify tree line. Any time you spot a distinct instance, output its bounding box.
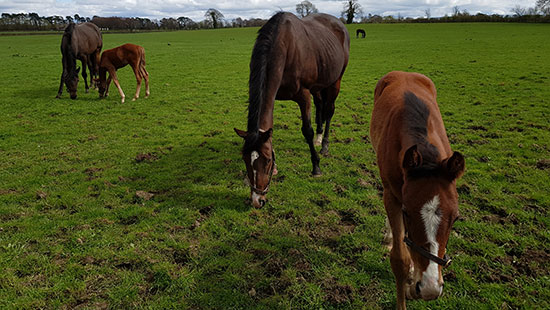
[1,1,549,32]
[0,9,266,32]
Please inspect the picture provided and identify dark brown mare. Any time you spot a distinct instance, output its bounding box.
[56,22,102,99]
[356,28,366,38]
[98,43,150,103]
[370,71,465,309]
[234,12,349,208]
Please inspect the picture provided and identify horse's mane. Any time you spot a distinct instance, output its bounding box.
[61,23,77,75]
[403,91,441,178]
[244,12,285,152]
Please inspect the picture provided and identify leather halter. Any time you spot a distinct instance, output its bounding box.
[249,150,275,196]
[404,236,452,268]
[402,213,452,268]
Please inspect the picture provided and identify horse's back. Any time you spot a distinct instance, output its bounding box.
[73,22,102,54]
[370,71,439,153]
[370,71,451,181]
[276,13,349,93]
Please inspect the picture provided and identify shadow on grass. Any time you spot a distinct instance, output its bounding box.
[121,134,251,213]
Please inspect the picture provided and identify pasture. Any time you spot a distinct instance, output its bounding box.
[0,22,549,309]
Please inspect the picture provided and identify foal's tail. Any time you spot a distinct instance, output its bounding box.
[138,47,149,79]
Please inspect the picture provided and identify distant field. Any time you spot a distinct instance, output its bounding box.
[0,23,549,309]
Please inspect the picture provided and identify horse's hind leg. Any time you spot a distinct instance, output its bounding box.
[313,92,324,146]
[320,80,341,155]
[81,58,89,93]
[143,67,149,98]
[296,89,321,176]
[132,65,142,101]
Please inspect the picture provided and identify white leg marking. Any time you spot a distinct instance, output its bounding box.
[314,134,323,146]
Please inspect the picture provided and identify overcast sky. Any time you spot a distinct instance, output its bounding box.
[0,0,537,21]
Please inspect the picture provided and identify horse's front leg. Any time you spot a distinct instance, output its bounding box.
[110,70,125,103]
[81,58,89,93]
[105,75,112,97]
[296,89,321,176]
[385,190,413,310]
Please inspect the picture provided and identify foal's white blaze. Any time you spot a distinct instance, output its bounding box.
[419,195,443,298]
[251,151,259,184]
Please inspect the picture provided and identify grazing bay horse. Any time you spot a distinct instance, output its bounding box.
[234,12,349,208]
[370,71,465,309]
[56,22,102,99]
[98,43,150,103]
[356,28,366,38]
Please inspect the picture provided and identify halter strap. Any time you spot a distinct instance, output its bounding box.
[403,236,452,267]
[402,212,452,268]
[250,150,275,196]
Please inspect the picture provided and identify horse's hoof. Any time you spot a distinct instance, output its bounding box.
[320,147,329,156]
[132,98,137,102]
[85,89,89,93]
[312,167,322,177]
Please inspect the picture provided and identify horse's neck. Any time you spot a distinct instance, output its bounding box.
[258,102,274,131]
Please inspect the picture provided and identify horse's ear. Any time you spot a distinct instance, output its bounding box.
[234,128,247,139]
[259,128,273,143]
[402,145,422,170]
[443,151,465,180]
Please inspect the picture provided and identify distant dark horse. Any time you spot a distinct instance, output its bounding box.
[234,12,350,208]
[356,28,366,38]
[56,22,102,99]
[98,43,150,103]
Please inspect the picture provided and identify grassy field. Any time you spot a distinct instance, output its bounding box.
[0,22,549,309]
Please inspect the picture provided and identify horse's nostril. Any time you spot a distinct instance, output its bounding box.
[259,199,266,207]
[415,282,421,296]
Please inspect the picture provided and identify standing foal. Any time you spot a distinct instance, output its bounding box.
[98,43,150,103]
[370,71,465,309]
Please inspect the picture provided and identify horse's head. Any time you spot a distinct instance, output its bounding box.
[234,128,276,208]
[65,67,80,99]
[400,145,464,301]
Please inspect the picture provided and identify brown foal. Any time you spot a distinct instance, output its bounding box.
[98,43,149,103]
[370,71,465,309]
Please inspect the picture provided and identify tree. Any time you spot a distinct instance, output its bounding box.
[177,16,197,29]
[537,0,550,9]
[204,8,224,29]
[452,6,460,16]
[536,0,550,14]
[28,12,40,29]
[512,5,526,17]
[425,8,431,19]
[342,0,362,24]
[296,1,318,18]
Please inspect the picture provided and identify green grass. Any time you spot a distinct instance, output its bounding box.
[1,23,549,309]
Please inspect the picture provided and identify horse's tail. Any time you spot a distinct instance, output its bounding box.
[245,12,285,151]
